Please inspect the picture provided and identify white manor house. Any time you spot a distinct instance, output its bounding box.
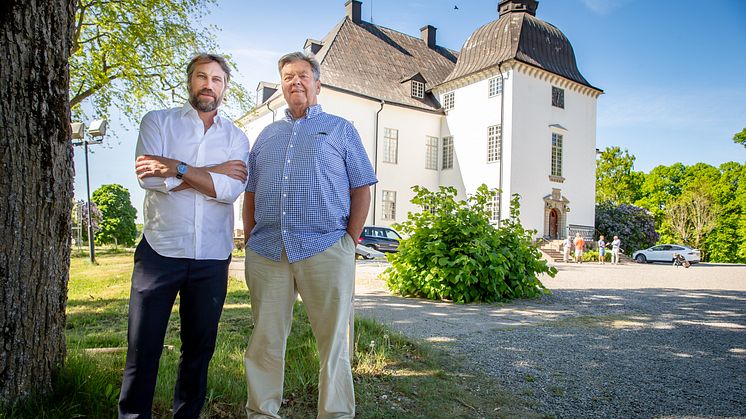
[236,0,602,241]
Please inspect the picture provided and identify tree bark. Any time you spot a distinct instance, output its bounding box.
[0,0,76,402]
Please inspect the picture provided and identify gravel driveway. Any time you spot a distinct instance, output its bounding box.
[353,261,746,418]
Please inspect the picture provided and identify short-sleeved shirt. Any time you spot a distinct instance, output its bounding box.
[574,237,585,250]
[246,104,377,262]
[612,239,621,251]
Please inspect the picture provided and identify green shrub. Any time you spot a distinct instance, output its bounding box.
[384,185,555,303]
[582,249,599,262]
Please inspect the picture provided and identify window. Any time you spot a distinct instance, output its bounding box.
[411,80,424,98]
[487,125,501,163]
[551,133,563,177]
[425,136,438,170]
[382,190,397,220]
[487,194,500,224]
[488,77,502,97]
[442,136,454,169]
[443,91,454,110]
[383,128,398,164]
[552,86,564,109]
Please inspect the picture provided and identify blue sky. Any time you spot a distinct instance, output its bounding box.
[73,0,746,221]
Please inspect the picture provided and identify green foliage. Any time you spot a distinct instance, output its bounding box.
[92,184,138,246]
[71,0,251,123]
[384,185,555,303]
[631,161,745,263]
[733,127,746,148]
[595,146,644,204]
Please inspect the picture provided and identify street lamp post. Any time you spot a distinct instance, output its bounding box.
[71,119,107,263]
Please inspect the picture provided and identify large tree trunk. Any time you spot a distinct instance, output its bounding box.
[0,0,76,402]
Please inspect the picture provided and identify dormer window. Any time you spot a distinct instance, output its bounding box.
[411,80,424,98]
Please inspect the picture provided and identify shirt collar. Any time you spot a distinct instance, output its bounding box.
[284,104,323,121]
[180,101,223,127]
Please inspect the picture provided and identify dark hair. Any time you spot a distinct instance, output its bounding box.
[187,53,231,83]
[278,51,320,81]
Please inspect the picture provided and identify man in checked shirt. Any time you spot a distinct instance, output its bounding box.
[242,51,377,418]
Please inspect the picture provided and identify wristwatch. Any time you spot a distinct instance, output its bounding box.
[176,161,188,179]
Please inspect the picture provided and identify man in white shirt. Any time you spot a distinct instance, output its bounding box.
[119,53,249,418]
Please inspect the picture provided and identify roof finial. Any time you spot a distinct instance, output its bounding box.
[498,0,539,17]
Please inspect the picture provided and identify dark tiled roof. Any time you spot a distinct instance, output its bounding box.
[314,18,458,111]
[442,12,597,89]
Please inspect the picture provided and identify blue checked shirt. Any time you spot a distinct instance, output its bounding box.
[246,104,377,262]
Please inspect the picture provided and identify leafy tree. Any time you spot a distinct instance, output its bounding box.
[1,0,75,402]
[595,202,659,254]
[595,146,644,204]
[702,162,746,263]
[384,185,555,303]
[92,184,138,246]
[71,0,250,122]
[733,127,746,148]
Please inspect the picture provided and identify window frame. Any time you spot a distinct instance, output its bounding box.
[487,125,501,163]
[552,86,565,109]
[425,136,439,170]
[411,80,425,99]
[442,136,454,170]
[443,91,454,111]
[488,77,502,97]
[383,128,399,164]
[551,132,563,177]
[381,190,397,221]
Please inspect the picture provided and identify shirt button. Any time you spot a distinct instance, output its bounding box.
[283,230,287,234]
[283,194,287,197]
[293,132,297,136]
[284,176,288,179]
[290,144,294,148]
[282,211,286,215]
[287,159,291,163]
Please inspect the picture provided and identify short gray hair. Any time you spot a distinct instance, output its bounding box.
[278,51,320,81]
[187,53,231,84]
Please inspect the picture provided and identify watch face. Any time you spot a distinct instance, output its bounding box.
[177,163,187,174]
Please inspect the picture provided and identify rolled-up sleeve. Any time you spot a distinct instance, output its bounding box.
[206,127,250,204]
[344,123,378,189]
[135,111,182,193]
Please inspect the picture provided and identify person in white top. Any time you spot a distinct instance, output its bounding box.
[119,53,249,418]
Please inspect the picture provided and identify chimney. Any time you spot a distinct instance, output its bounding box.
[420,25,437,49]
[345,0,362,24]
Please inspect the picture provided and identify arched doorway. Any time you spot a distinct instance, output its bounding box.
[549,208,559,239]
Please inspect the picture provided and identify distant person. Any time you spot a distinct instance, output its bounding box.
[563,235,573,263]
[598,235,606,264]
[242,51,377,418]
[573,232,585,263]
[120,53,249,418]
[611,235,622,265]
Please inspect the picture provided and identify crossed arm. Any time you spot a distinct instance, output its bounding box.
[135,155,247,198]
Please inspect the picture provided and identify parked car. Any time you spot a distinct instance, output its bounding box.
[632,244,701,264]
[358,226,402,253]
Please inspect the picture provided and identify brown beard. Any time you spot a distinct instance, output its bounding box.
[188,88,222,112]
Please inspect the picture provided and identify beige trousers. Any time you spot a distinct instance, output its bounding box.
[244,234,356,418]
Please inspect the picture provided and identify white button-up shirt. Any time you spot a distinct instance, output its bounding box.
[136,102,250,260]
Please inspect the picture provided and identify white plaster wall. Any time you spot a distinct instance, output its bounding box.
[508,70,597,236]
[439,77,504,199]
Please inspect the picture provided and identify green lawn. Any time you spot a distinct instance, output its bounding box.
[1,250,539,418]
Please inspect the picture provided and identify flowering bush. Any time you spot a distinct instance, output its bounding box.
[384,185,555,303]
[595,202,659,254]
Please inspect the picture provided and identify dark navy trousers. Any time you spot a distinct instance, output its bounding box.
[118,237,230,419]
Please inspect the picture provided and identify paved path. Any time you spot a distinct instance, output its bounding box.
[230,259,746,418]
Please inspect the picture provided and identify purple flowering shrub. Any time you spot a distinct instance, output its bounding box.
[595,202,659,254]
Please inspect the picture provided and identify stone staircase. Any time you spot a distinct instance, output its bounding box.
[539,239,567,262]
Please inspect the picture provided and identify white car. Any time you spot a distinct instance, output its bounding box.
[633,244,701,264]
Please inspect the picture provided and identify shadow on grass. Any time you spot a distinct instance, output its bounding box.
[4,298,539,418]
